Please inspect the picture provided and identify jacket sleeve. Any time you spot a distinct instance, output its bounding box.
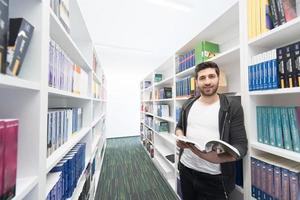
[229,102,248,159]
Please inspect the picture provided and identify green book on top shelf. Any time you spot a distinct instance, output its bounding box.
[195,41,219,65]
[154,73,163,82]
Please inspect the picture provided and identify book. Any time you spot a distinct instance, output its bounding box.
[154,73,163,82]
[291,42,300,87]
[0,120,4,199]
[282,0,297,22]
[3,119,18,200]
[6,18,34,76]
[0,0,8,74]
[173,135,240,159]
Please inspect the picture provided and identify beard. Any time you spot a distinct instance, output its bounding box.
[198,84,218,97]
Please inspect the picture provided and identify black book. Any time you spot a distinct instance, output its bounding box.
[277,47,286,88]
[6,18,34,76]
[0,0,8,74]
[291,42,300,87]
[284,45,294,87]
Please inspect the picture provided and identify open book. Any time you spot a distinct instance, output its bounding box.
[174,135,240,159]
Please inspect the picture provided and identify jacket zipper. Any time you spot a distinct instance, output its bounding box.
[221,111,229,199]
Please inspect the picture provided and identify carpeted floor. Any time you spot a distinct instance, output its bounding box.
[95,136,179,200]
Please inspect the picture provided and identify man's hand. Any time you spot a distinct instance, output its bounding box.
[176,140,190,149]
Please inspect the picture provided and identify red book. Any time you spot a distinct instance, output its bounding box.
[0,120,5,199]
[3,119,18,200]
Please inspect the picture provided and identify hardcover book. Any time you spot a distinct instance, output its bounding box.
[174,135,240,159]
[6,18,34,76]
[3,119,19,200]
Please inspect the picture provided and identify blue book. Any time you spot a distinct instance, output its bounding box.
[267,58,273,89]
[263,61,269,89]
[274,107,284,148]
[249,65,253,91]
[281,107,293,151]
[287,107,300,152]
[271,51,278,89]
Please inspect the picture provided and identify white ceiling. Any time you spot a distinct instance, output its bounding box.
[78,0,237,78]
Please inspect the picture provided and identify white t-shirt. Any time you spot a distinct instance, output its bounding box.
[180,99,221,175]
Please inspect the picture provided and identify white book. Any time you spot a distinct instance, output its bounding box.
[173,135,241,159]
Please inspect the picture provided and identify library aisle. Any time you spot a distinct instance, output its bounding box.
[95,136,178,200]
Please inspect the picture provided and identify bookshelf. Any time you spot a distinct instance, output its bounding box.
[140,1,245,198]
[0,0,107,199]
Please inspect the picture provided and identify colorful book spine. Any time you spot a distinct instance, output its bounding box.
[257,106,264,143]
[268,107,276,146]
[281,107,293,150]
[274,107,284,148]
[287,107,300,152]
[3,119,19,200]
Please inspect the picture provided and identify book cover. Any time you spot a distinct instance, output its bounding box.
[262,106,270,145]
[288,165,300,200]
[261,161,268,200]
[271,49,279,89]
[174,135,240,159]
[248,65,253,91]
[281,107,293,150]
[274,107,284,148]
[291,42,300,87]
[281,168,290,200]
[269,0,281,27]
[277,47,286,88]
[267,107,276,146]
[3,119,18,200]
[257,106,264,143]
[0,0,8,74]
[251,157,257,197]
[0,120,4,199]
[277,0,287,24]
[273,165,282,200]
[6,18,34,76]
[287,107,300,152]
[265,162,274,199]
[284,45,294,87]
[282,0,297,22]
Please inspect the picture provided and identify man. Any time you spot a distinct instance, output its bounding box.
[176,61,248,200]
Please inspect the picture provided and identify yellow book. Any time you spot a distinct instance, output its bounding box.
[248,0,253,39]
[190,77,195,92]
[251,0,257,38]
[256,0,261,37]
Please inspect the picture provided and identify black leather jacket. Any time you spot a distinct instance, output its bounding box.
[176,94,248,195]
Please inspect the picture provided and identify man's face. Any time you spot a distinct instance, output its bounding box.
[196,68,219,97]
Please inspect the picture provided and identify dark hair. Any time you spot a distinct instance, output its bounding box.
[195,61,220,79]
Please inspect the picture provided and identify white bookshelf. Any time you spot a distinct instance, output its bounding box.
[0,0,107,199]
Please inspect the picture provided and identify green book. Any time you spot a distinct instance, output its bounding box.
[195,41,219,65]
[267,107,276,146]
[287,107,300,152]
[262,106,270,145]
[280,107,293,150]
[154,73,163,82]
[274,107,284,148]
[257,106,264,143]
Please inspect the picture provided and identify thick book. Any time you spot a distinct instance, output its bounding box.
[3,119,18,200]
[174,135,240,159]
[0,0,8,74]
[0,120,4,199]
[291,42,300,87]
[6,18,34,76]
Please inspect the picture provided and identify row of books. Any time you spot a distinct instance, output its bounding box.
[143,140,154,158]
[78,161,94,200]
[50,0,70,33]
[176,49,195,74]
[154,120,169,133]
[249,41,300,91]
[248,0,299,39]
[153,87,172,99]
[176,76,195,97]
[175,41,219,74]
[143,127,154,143]
[176,107,182,122]
[154,73,163,82]
[144,115,153,128]
[0,5,34,77]
[47,143,86,200]
[153,104,170,118]
[251,155,300,200]
[141,103,153,113]
[257,106,300,153]
[49,39,89,96]
[248,49,278,91]
[144,80,152,89]
[0,119,18,200]
[92,81,104,99]
[47,107,83,157]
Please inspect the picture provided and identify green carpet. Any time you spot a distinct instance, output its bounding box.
[95,136,179,200]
